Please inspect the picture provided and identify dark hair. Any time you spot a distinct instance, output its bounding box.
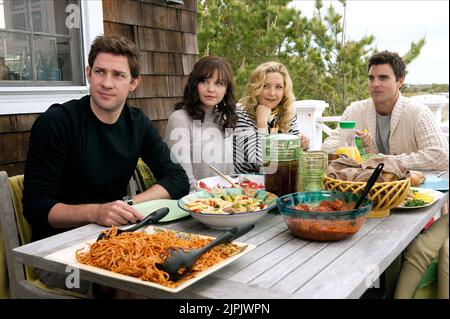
[368,51,406,81]
[175,56,237,131]
[88,35,140,79]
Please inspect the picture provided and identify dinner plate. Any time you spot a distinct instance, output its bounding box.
[195,174,264,191]
[420,176,449,192]
[133,199,190,222]
[44,226,255,293]
[396,187,445,210]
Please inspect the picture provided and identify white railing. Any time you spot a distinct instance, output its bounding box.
[294,94,450,150]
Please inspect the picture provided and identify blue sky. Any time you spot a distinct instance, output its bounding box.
[291,0,449,85]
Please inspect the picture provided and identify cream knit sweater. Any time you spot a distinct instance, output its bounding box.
[321,95,449,171]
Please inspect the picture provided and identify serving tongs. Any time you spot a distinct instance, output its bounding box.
[96,207,169,241]
[155,223,255,280]
[353,163,384,210]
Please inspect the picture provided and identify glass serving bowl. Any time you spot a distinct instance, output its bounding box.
[276,191,372,241]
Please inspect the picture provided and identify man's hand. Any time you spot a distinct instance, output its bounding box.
[355,130,378,154]
[255,104,272,129]
[48,200,144,228]
[95,200,144,226]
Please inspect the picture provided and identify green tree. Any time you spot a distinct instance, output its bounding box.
[198,0,303,97]
[197,0,425,116]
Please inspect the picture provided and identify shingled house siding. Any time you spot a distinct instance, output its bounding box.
[103,0,198,136]
[0,0,198,176]
[0,114,39,176]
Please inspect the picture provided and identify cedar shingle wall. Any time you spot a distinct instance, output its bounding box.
[104,0,198,137]
[0,114,39,175]
[0,0,198,176]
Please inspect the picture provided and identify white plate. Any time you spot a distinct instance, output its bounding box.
[195,174,264,191]
[396,187,444,210]
[44,226,255,293]
[420,176,449,191]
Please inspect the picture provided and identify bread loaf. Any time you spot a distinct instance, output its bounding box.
[381,172,399,182]
[410,171,426,187]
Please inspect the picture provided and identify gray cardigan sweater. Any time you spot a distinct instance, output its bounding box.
[164,109,235,190]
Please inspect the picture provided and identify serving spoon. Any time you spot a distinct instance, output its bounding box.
[208,165,242,188]
[96,207,169,241]
[353,163,384,210]
[155,223,254,280]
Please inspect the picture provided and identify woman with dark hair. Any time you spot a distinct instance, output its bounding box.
[164,56,238,189]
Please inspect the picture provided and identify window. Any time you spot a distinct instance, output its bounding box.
[0,0,103,115]
[0,0,83,84]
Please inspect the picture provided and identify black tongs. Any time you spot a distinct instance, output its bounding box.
[96,207,169,241]
[155,223,254,279]
[354,163,384,210]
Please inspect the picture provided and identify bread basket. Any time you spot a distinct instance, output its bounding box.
[323,176,410,217]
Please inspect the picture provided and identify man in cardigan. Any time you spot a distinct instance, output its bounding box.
[321,50,448,171]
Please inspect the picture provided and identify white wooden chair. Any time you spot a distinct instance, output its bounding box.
[0,171,83,298]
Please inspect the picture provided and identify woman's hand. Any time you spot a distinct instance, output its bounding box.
[355,130,378,154]
[255,104,272,129]
[300,134,309,150]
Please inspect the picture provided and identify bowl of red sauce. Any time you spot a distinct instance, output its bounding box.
[276,191,372,241]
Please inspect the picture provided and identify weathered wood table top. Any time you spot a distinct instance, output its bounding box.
[13,187,448,299]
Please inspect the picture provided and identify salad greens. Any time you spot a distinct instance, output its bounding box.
[404,199,427,207]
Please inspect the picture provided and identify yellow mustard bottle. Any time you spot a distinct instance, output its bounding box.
[335,121,362,163]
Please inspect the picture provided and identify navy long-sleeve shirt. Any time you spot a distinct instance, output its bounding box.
[23,95,189,241]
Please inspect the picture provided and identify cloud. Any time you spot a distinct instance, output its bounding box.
[291,0,449,84]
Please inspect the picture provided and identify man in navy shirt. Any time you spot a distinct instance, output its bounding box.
[23,35,189,241]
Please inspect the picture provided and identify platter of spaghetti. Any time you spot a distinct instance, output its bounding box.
[44,226,255,293]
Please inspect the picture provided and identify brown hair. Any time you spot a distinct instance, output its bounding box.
[175,56,238,131]
[368,51,406,81]
[88,35,140,79]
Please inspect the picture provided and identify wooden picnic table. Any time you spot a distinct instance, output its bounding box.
[12,174,448,299]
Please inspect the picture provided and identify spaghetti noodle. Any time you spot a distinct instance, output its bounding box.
[76,227,242,288]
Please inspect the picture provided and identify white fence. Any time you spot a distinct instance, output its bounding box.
[294,94,450,151]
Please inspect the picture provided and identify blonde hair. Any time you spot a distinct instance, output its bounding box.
[239,62,295,133]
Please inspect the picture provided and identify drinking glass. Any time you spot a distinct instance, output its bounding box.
[262,134,300,196]
[299,151,328,191]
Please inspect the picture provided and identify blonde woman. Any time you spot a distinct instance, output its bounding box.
[233,61,309,174]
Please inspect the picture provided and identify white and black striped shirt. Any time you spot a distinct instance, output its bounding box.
[233,108,300,174]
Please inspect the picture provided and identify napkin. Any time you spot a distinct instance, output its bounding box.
[326,157,410,182]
